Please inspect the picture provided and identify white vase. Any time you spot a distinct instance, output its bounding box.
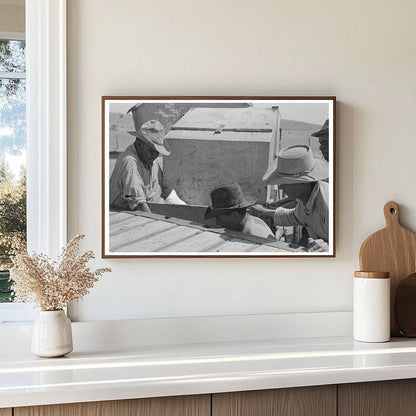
[31,310,73,357]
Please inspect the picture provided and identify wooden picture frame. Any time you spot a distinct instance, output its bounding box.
[102,96,336,258]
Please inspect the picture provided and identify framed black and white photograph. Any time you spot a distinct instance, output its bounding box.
[102,96,336,258]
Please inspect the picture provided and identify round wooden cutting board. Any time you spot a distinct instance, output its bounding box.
[359,201,416,336]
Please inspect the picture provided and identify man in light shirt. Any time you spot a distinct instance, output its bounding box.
[109,120,170,212]
[251,145,329,252]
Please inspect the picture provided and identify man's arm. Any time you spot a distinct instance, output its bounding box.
[135,203,151,213]
[251,204,303,227]
[250,204,275,220]
[123,166,148,210]
[274,206,303,227]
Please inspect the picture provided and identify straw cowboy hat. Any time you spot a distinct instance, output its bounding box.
[311,119,329,137]
[263,145,328,185]
[204,182,257,219]
[128,120,171,156]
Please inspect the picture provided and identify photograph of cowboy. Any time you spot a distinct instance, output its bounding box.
[104,98,335,257]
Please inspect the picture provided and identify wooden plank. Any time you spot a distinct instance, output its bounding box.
[161,231,282,253]
[165,130,273,143]
[170,107,276,132]
[121,225,200,252]
[110,215,154,237]
[212,386,336,416]
[249,244,289,253]
[128,211,302,251]
[129,210,235,236]
[213,239,260,253]
[111,211,304,252]
[158,230,224,252]
[338,380,416,416]
[15,395,210,416]
[216,230,304,252]
[0,409,12,416]
[171,126,273,133]
[110,220,177,251]
[108,211,135,225]
[147,203,215,226]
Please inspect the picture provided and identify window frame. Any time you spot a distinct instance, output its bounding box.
[0,31,24,41]
[0,0,67,323]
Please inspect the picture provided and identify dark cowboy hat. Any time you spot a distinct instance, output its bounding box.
[204,182,256,219]
[263,145,328,185]
[311,119,329,137]
[128,120,171,156]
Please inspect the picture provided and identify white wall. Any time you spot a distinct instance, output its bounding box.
[67,0,416,322]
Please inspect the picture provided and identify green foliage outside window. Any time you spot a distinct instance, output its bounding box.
[0,39,27,302]
[0,160,26,302]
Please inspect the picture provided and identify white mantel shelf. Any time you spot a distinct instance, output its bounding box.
[2,335,416,409]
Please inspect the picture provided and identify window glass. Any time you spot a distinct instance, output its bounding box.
[0,39,26,73]
[0,39,26,303]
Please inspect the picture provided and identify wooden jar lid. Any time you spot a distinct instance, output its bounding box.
[354,271,390,279]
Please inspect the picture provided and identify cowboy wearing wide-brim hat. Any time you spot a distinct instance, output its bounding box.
[204,182,274,239]
[110,120,170,212]
[263,145,328,185]
[311,119,329,161]
[204,182,256,219]
[251,145,330,252]
[128,119,171,156]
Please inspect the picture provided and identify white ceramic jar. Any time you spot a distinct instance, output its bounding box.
[31,310,73,357]
[353,271,390,343]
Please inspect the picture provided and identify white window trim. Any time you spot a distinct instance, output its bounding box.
[0,0,67,323]
[26,0,67,257]
[0,32,26,81]
[0,72,25,79]
[0,31,25,41]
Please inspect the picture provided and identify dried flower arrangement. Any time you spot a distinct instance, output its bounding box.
[10,234,111,311]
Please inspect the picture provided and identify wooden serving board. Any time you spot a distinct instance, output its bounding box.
[395,272,416,337]
[359,201,416,336]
